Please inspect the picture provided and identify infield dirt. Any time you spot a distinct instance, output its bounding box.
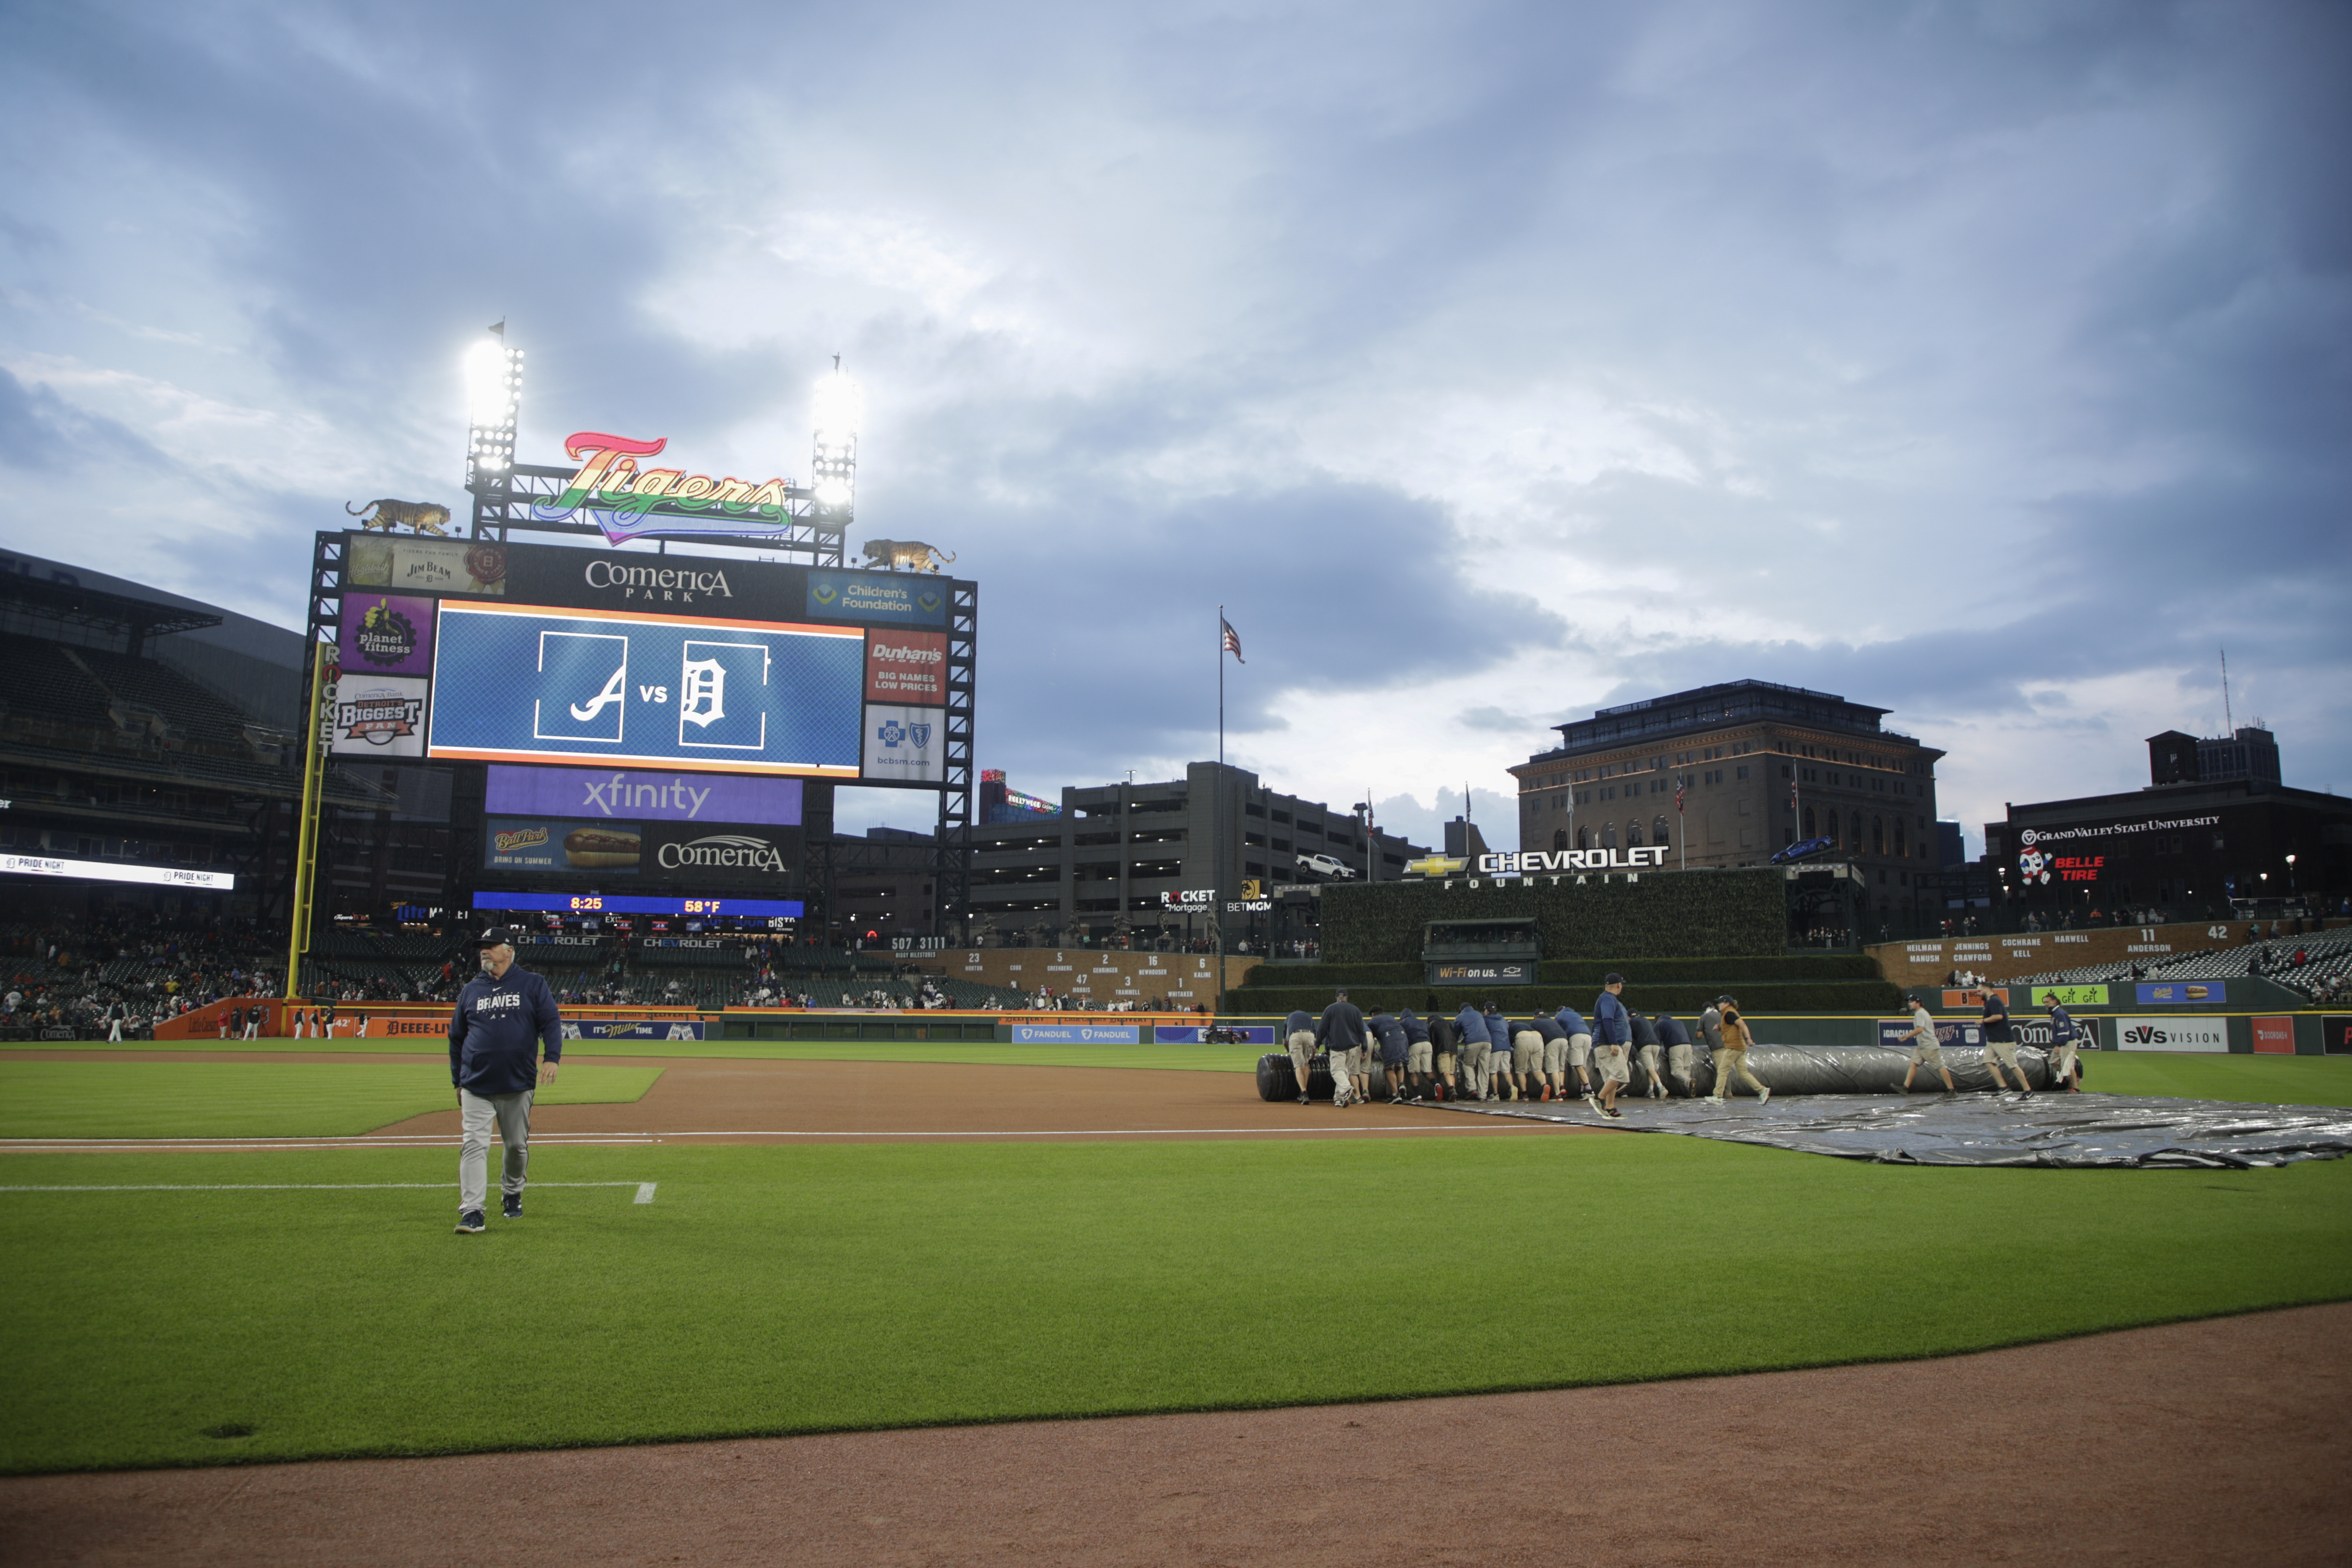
[3,1302,2342,1565]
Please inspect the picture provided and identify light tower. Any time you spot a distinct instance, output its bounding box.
[809,358,861,527]
[464,323,524,534]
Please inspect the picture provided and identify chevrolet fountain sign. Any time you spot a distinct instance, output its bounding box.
[1476,848,1671,873]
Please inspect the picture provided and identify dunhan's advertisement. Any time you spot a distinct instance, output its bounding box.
[482,815,799,885]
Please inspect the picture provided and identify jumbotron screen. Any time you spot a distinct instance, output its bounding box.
[337,533,958,787]
[429,602,865,777]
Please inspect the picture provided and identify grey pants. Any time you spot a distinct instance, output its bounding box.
[1458,1041,1491,1099]
[459,1087,533,1214]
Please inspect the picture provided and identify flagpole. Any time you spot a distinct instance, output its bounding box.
[1215,604,1225,1019]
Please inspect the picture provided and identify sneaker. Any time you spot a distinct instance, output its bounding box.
[1538,1085,1552,1102]
[1703,1096,1724,1106]
[502,1193,523,1219]
[454,1210,485,1234]
[1298,1094,1311,1106]
[1756,1087,1771,1106]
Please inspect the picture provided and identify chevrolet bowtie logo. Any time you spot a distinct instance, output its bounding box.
[1405,855,1468,878]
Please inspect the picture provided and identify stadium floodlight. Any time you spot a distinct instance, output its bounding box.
[465,329,524,486]
[809,362,860,516]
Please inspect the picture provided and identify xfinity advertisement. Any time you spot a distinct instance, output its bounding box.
[484,764,803,826]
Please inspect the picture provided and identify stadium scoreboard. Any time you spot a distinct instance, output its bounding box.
[325,531,971,911]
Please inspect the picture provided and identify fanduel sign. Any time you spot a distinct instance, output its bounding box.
[1477,848,1670,873]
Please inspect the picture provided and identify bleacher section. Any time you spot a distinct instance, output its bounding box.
[2004,926,2352,1002]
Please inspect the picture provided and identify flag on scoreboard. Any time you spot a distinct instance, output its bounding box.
[1221,616,1244,664]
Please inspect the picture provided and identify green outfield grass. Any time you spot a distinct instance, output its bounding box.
[2072,1052,2352,1106]
[0,1036,1274,1072]
[1,1133,2346,1474]
[0,1063,662,1139]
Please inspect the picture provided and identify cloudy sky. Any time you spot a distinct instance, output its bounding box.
[3,0,2345,851]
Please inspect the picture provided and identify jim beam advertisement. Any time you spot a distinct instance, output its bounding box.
[346,533,507,597]
[483,816,801,886]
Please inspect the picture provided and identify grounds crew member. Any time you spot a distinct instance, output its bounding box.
[1510,1012,1545,1102]
[1483,1002,1516,1101]
[1590,976,1634,1118]
[2042,993,2084,1092]
[1284,1008,1316,1105]
[1531,1011,1569,1102]
[1453,1001,1493,1102]
[1369,1005,1410,1103]
[1980,989,2030,1095]
[1555,1001,1595,1104]
[449,926,562,1234]
[1702,994,1770,1105]
[1427,1008,1460,1101]
[1897,998,1957,1095]
[1656,1013,1694,1096]
[1400,1007,1433,1102]
[1315,989,1368,1108]
[1630,1009,1665,1100]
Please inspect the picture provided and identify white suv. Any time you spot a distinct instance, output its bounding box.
[1298,851,1357,881]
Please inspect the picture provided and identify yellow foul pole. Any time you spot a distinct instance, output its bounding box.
[285,637,333,999]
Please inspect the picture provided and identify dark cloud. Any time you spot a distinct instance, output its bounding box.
[1,0,2346,830]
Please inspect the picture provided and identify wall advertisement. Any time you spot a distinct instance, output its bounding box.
[2252,1016,2297,1054]
[1877,1019,1984,1052]
[2323,1017,2352,1055]
[346,533,506,596]
[484,817,644,874]
[329,676,429,757]
[862,704,946,783]
[808,570,946,626]
[481,816,799,885]
[2135,980,2226,1005]
[864,628,949,704]
[485,765,802,826]
[502,548,808,617]
[1010,1023,1142,1044]
[2115,1015,2229,1053]
[338,594,437,676]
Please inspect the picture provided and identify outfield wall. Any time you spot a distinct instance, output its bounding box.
[1317,868,1788,964]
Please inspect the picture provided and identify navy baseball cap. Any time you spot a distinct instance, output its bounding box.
[476,926,519,947]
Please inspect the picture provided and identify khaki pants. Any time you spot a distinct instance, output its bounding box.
[1713,1048,1764,1098]
[1666,1042,1694,1094]
[1329,1046,1361,1101]
[1458,1041,1491,1099]
[1593,1041,1630,1086]
[1286,1029,1315,1097]
[1637,1043,1663,1090]
[1513,1030,1542,1074]
[459,1087,533,1214]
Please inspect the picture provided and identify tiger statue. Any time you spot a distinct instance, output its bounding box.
[859,539,957,573]
[347,499,453,535]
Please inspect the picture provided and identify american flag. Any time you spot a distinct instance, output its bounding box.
[1789,778,1799,812]
[1221,616,1244,664]
[1674,776,1685,813]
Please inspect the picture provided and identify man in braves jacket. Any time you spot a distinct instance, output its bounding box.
[449,927,562,1234]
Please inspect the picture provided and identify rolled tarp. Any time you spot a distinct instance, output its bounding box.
[1691,1042,2058,1097]
[1254,1052,1396,1102]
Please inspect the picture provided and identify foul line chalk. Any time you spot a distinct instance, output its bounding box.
[0,1182,652,1194]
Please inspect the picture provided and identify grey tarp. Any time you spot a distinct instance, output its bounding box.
[1692,1041,2054,1096]
[1435,1089,2352,1168]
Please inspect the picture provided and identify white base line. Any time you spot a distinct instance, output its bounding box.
[0,1182,651,1194]
[0,1125,1555,1153]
